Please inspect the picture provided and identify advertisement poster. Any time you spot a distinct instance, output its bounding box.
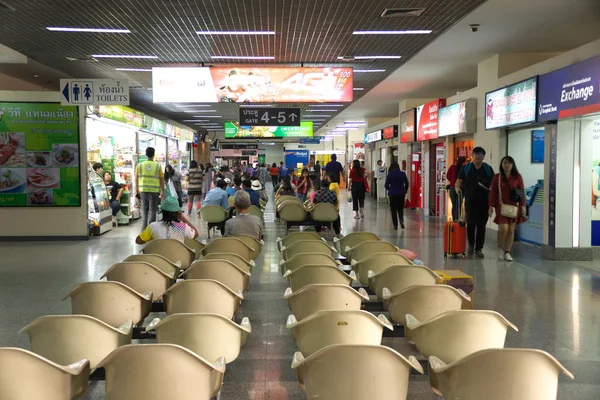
[417,99,446,141]
[531,130,545,163]
[284,150,309,169]
[364,130,382,143]
[224,121,313,138]
[353,143,365,160]
[0,102,80,207]
[485,77,537,129]
[438,101,467,137]
[400,109,416,143]
[590,120,600,246]
[153,67,353,103]
[538,55,600,122]
[98,105,143,127]
[382,125,398,140]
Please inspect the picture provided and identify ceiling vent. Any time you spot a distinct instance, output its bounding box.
[0,1,15,11]
[337,55,376,63]
[380,8,427,17]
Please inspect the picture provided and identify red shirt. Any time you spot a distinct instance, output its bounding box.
[350,168,366,183]
[447,165,458,187]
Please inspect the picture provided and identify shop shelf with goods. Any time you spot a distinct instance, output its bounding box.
[87,168,112,236]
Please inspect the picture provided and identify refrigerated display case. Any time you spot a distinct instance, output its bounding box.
[88,168,112,236]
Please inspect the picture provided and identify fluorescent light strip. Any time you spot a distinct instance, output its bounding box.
[305,109,337,112]
[353,88,364,91]
[338,56,401,60]
[353,30,431,35]
[197,31,275,35]
[115,68,152,72]
[176,105,211,108]
[303,115,331,118]
[337,125,359,129]
[93,54,158,59]
[47,27,131,33]
[345,122,366,126]
[308,104,345,107]
[239,104,274,108]
[191,110,218,113]
[354,69,386,73]
[183,110,213,113]
[345,121,365,123]
[211,56,274,60]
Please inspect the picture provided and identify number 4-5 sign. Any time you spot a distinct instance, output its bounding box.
[240,107,301,127]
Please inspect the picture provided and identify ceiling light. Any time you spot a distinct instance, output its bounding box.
[354,69,386,73]
[115,68,152,72]
[192,110,217,113]
[345,122,366,126]
[240,104,274,108]
[47,27,131,33]
[211,56,274,60]
[352,30,431,35]
[93,54,158,59]
[308,104,345,107]
[346,120,365,124]
[337,125,359,129]
[303,115,331,118]
[197,115,223,118]
[338,56,401,60]
[183,110,213,113]
[353,88,364,91]
[306,109,337,112]
[176,104,211,108]
[197,31,275,35]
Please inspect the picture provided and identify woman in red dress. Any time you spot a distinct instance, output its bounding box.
[488,156,526,261]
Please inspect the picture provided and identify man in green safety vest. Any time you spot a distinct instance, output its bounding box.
[135,147,165,229]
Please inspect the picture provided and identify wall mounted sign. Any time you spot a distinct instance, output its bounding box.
[152,67,353,103]
[485,77,537,130]
[416,99,446,141]
[239,107,300,126]
[400,109,416,143]
[364,130,382,143]
[382,125,398,140]
[98,105,144,128]
[353,142,365,160]
[224,121,313,138]
[537,55,600,122]
[299,138,321,144]
[438,99,477,137]
[61,79,129,106]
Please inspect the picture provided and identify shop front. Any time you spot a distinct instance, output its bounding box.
[400,109,421,209]
[213,144,259,167]
[535,55,600,258]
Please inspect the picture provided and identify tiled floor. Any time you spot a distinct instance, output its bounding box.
[1,186,600,399]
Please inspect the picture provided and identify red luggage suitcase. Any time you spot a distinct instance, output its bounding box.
[444,194,466,258]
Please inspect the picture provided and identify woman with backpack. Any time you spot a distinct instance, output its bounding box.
[488,156,526,261]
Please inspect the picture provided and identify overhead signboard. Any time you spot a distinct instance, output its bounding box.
[400,109,416,143]
[364,130,382,143]
[537,55,600,122]
[224,121,313,139]
[417,99,446,141]
[221,144,258,149]
[152,67,353,103]
[485,76,537,130]
[60,79,129,106]
[300,138,321,144]
[382,125,398,140]
[438,99,477,137]
[239,107,300,126]
[97,105,144,128]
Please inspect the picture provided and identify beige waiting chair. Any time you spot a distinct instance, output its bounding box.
[63,281,152,327]
[227,235,264,260]
[405,310,518,363]
[276,195,298,206]
[428,348,574,400]
[123,254,181,276]
[201,237,254,261]
[347,241,399,264]
[287,310,392,357]
[368,265,440,302]
[279,252,341,275]
[142,239,195,269]
[249,205,264,218]
[182,259,250,293]
[277,231,323,251]
[282,240,336,261]
[351,253,413,286]
[202,253,255,274]
[200,205,229,239]
[20,315,132,370]
[184,238,205,260]
[161,279,243,318]
[311,203,339,223]
[0,348,90,400]
[278,202,307,224]
[283,265,357,292]
[97,344,225,400]
[383,284,470,326]
[333,232,381,257]
[100,262,176,300]
[292,344,423,400]
[146,313,251,364]
[284,284,369,321]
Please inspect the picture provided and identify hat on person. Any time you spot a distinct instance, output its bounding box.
[225,178,231,184]
[251,180,262,190]
[161,196,181,213]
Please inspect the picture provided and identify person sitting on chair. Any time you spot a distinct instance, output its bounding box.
[224,190,263,241]
[202,179,230,209]
[136,196,199,244]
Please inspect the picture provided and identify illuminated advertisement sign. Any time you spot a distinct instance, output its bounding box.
[153,67,353,103]
[382,125,398,140]
[438,99,477,137]
[417,99,446,141]
[537,55,600,122]
[224,121,313,139]
[364,130,382,143]
[400,109,416,143]
[485,77,537,130]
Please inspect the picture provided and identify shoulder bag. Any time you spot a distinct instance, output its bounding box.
[498,175,518,219]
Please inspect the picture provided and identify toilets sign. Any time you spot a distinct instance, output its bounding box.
[60,79,130,106]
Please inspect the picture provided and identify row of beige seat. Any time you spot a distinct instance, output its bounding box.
[2,236,263,400]
[277,231,574,400]
[275,195,339,231]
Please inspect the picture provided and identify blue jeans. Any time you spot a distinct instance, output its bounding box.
[141,192,159,230]
[297,193,307,203]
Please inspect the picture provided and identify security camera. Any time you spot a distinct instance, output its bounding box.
[469,24,480,33]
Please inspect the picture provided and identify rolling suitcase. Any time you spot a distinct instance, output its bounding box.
[443,194,466,258]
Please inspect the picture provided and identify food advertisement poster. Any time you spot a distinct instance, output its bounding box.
[416,99,446,141]
[153,67,353,103]
[224,121,313,138]
[353,143,365,160]
[400,109,416,143]
[485,77,537,130]
[0,102,80,207]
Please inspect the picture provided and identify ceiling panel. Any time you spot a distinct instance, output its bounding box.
[0,0,486,131]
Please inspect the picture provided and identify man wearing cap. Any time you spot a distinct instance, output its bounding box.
[243,179,261,208]
[135,147,165,230]
[224,190,263,241]
[202,179,230,209]
[225,178,236,197]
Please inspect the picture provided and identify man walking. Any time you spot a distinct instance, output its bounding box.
[135,147,164,230]
[455,147,494,258]
[323,154,345,184]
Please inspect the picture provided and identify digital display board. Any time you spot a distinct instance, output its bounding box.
[400,109,416,143]
[224,121,314,138]
[416,99,446,141]
[485,77,537,130]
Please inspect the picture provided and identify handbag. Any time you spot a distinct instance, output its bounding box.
[498,175,518,219]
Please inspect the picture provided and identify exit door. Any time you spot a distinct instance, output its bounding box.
[409,152,422,209]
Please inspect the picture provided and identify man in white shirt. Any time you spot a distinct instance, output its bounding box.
[224,190,263,241]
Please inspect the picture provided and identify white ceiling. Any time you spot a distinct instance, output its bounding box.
[321,0,600,133]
